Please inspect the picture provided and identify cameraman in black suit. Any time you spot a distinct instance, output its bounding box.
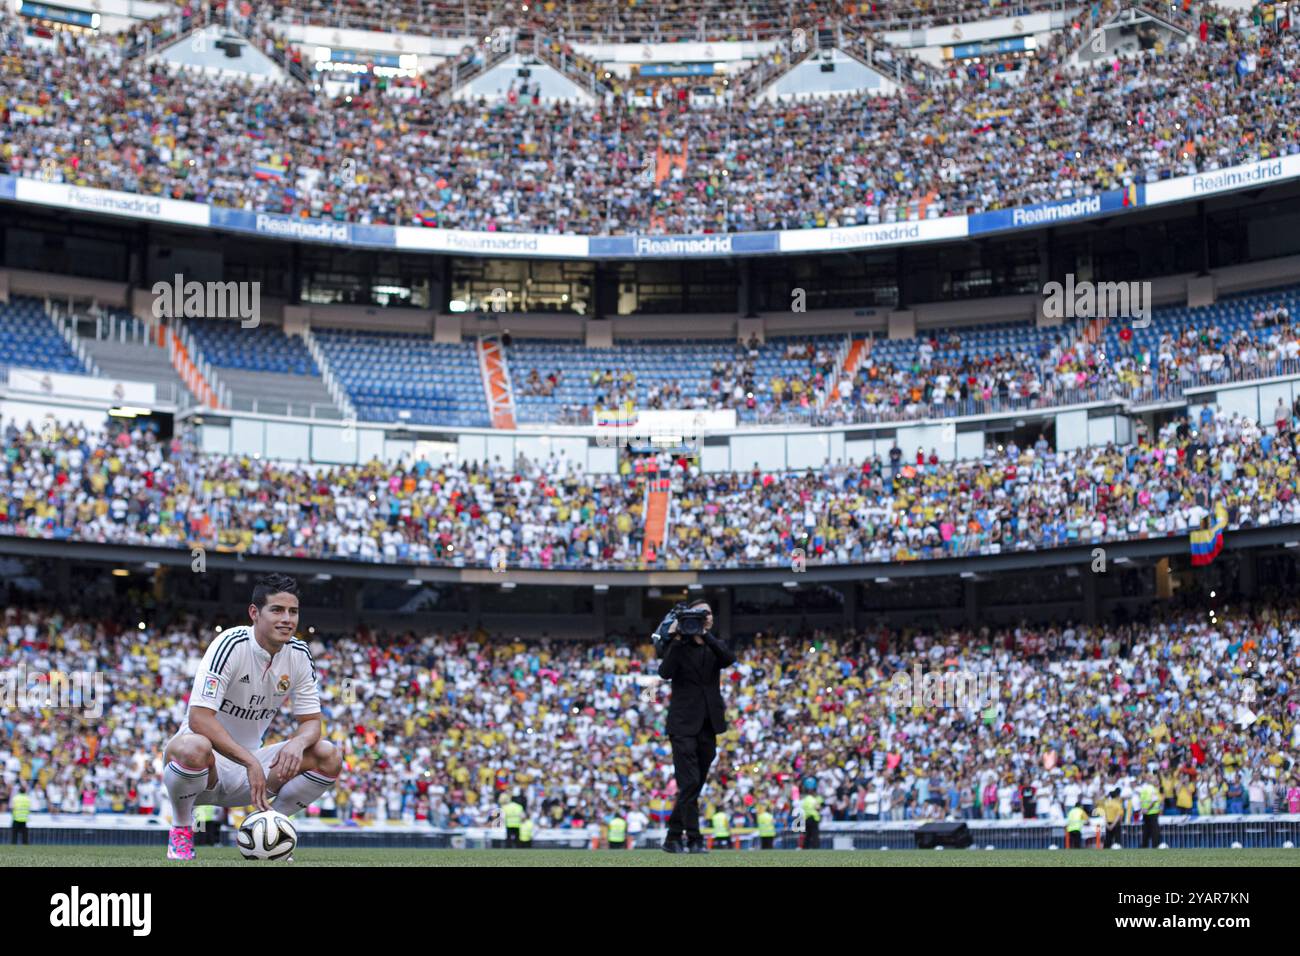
[655,600,735,854]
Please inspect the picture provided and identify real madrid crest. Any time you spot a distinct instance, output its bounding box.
[952,27,963,40]
[277,674,291,693]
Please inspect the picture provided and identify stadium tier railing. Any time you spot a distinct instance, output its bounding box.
[225,395,345,419]
[263,2,1078,41]
[1,813,1296,850]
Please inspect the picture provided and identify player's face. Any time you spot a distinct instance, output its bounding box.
[251,592,300,646]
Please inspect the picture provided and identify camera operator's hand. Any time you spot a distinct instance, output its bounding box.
[668,619,680,638]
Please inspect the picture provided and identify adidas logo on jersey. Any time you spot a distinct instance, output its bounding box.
[239,675,251,684]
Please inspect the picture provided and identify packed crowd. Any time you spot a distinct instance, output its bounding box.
[3,3,1295,236]
[1,599,1296,831]
[3,404,1300,571]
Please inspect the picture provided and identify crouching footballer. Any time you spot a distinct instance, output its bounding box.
[161,573,340,860]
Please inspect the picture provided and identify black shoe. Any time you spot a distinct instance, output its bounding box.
[686,840,709,854]
[662,839,685,854]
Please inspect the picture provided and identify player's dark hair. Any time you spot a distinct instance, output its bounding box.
[252,573,299,609]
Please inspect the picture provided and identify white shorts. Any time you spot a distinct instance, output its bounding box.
[191,740,290,809]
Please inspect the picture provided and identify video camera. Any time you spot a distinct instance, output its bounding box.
[651,602,711,658]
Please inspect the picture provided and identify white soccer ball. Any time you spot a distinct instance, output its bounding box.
[237,809,298,861]
[985,845,995,851]
[1230,841,1243,849]
[1283,841,1294,849]
[1157,842,1169,849]
[1048,844,1059,850]
[935,846,944,851]
[1111,843,1123,850]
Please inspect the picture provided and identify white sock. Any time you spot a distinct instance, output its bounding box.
[164,761,209,828]
[273,770,336,815]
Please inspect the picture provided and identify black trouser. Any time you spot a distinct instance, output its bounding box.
[505,827,520,847]
[608,838,626,849]
[1066,830,1084,848]
[202,821,221,846]
[12,821,28,844]
[1141,814,1160,848]
[1104,824,1121,848]
[760,836,774,849]
[667,728,717,841]
[804,818,820,849]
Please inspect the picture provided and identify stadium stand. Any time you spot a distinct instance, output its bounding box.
[462,287,1300,427]
[511,334,842,423]
[0,602,1293,828]
[5,0,1300,886]
[2,409,1297,567]
[186,319,315,378]
[310,328,490,426]
[185,319,340,415]
[1102,286,1300,386]
[68,310,197,407]
[3,5,1296,236]
[0,297,88,376]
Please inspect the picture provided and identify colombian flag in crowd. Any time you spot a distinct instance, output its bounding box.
[253,155,288,181]
[1189,502,1228,566]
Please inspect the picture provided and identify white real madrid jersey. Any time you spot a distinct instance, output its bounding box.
[181,625,321,751]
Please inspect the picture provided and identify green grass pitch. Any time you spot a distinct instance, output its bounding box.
[1,845,1295,867]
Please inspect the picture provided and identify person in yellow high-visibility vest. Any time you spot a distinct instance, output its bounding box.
[800,790,823,849]
[519,816,534,849]
[608,809,628,849]
[710,807,730,850]
[1139,779,1162,848]
[11,783,31,845]
[502,794,524,848]
[757,807,776,849]
[1065,801,1088,849]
